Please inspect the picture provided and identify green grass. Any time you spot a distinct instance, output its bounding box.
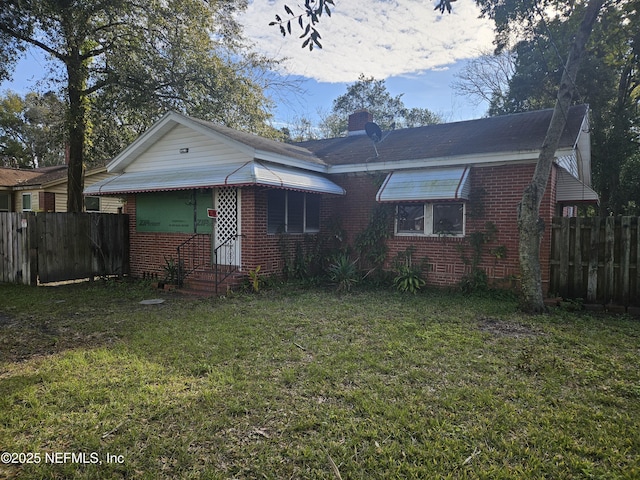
[1,280,639,479]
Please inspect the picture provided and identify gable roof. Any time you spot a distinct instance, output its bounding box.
[296,104,589,171]
[92,105,591,197]
[108,111,325,174]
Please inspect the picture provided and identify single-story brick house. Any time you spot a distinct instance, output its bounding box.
[85,105,598,293]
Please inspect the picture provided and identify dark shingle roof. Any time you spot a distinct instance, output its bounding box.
[295,105,588,166]
[188,117,326,166]
[18,165,68,186]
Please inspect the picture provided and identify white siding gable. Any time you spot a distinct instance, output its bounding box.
[126,124,252,173]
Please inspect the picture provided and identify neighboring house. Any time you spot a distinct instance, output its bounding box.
[85,105,598,293]
[0,167,42,212]
[0,165,124,213]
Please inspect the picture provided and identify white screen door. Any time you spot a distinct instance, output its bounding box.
[214,187,240,267]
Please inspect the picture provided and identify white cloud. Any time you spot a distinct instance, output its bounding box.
[240,0,495,83]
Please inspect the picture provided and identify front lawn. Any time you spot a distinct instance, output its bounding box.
[1,281,639,479]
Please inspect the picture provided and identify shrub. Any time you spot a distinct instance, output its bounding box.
[392,246,427,294]
[393,264,426,294]
[327,254,360,292]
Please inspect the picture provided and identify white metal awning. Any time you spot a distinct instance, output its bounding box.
[556,167,599,204]
[376,166,471,202]
[84,161,345,196]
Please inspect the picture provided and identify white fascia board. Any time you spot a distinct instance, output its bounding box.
[576,115,592,185]
[574,114,589,150]
[326,150,543,174]
[254,150,329,173]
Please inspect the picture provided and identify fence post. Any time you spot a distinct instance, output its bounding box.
[27,213,38,285]
[558,217,571,298]
[604,217,616,305]
[572,217,582,297]
[586,217,599,304]
[620,216,631,306]
[636,217,640,303]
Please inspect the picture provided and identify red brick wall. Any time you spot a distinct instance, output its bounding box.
[124,164,559,293]
[125,194,212,279]
[329,164,557,292]
[126,188,339,279]
[241,187,338,276]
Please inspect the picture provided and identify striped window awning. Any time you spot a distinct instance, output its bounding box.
[376,166,471,203]
[84,161,345,196]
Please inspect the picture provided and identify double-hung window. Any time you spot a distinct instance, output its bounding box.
[22,193,32,211]
[396,202,465,236]
[268,190,320,234]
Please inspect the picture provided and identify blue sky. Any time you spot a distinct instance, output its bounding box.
[241,0,495,126]
[0,1,495,128]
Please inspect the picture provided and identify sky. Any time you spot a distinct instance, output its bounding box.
[239,0,496,126]
[0,0,497,129]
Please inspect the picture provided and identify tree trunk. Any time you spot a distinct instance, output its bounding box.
[518,0,604,313]
[66,49,87,213]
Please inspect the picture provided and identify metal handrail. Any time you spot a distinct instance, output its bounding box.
[214,234,243,295]
[176,233,209,286]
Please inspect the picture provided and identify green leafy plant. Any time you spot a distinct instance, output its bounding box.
[458,222,500,293]
[327,254,360,292]
[459,268,489,294]
[394,265,426,294]
[355,204,393,273]
[248,266,262,293]
[278,234,324,282]
[163,255,185,285]
[392,246,427,294]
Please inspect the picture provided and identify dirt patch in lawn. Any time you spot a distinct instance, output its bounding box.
[477,316,542,339]
[0,311,119,364]
[0,312,13,326]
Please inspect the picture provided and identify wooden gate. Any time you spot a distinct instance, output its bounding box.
[549,216,640,306]
[0,212,35,285]
[0,212,129,285]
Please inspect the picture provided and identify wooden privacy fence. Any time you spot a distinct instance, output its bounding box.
[550,216,640,306]
[0,212,32,284]
[0,212,129,285]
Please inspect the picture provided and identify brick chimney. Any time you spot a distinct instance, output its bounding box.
[347,110,373,136]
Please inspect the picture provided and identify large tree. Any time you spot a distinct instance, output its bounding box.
[0,90,65,168]
[0,0,276,211]
[470,1,640,215]
[319,74,442,138]
[527,1,604,310]
[451,48,516,114]
[273,0,608,312]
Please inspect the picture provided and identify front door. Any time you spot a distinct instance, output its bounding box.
[213,187,240,267]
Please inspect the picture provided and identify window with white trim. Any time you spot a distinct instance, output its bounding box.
[396,202,465,236]
[267,190,320,234]
[22,193,32,211]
